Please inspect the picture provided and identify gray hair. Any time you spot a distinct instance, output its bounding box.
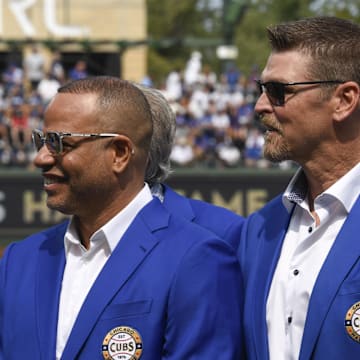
[134,84,176,185]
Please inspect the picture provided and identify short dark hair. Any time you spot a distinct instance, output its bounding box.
[58,76,153,152]
[267,16,360,84]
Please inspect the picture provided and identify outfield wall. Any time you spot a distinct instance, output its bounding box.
[0,168,295,251]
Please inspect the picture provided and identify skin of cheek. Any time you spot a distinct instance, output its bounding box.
[46,144,114,215]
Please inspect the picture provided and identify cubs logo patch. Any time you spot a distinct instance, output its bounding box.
[345,301,360,343]
[102,326,143,359]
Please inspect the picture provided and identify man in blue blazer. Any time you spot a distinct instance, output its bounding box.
[137,84,244,250]
[238,16,360,359]
[0,77,244,359]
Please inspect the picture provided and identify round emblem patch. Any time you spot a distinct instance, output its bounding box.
[102,326,143,360]
[345,301,360,343]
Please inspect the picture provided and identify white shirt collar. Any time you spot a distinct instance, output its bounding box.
[282,167,307,212]
[282,162,360,213]
[64,183,153,256]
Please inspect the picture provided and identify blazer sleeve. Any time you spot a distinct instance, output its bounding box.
[162,237,245,359]
[0,258,3,360]
[0,243,15,360]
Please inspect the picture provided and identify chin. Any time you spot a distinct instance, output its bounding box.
[264,141,291,162]
[264,150,289,163]
[46,198,72,215]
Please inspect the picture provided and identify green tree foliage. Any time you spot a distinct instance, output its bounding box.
[146,0,221,84]
[310,0,360,20]
[147,0,360,85]
[233,0,313,74]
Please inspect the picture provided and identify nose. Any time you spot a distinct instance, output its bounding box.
[254,91,272,115]
[33,144,56,168]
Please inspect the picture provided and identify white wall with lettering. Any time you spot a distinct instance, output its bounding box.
[2,0,89,37]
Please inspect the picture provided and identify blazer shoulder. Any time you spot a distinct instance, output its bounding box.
[247,193,286,224]
[164,184,241,221]
[190,197,243,220]
[189,198,244,244]
[2,220,68,258]
[238,194,289,264]
[158,204,236,254]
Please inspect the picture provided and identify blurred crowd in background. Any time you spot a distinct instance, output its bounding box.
[0,45,89,170]
[0,47,294,170]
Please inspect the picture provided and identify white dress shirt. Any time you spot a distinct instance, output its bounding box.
[55,184,153,359]
[266,163,360,360]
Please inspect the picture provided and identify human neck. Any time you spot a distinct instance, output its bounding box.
[304,157,359,209]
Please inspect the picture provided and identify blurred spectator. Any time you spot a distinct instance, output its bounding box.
[229,125,248,159]
[170,135,195,167]
[165,68,182,101]
[193,126,217,167]
[27,89,44,130]
[2,63,23,96]
[23,45,45,91]
[49,51,65,84]
[4,84,24,109]
[198,64,217,89]
[188,83,210,119]
[216,135,241,167]
[211,107,231,134]
[222,64,241,92]
[68,60,88,80]
[243,127,267,168]
[0,110,10,164]
[237,97,255,126]
[7,103,32,166]
[37,73,60,105]
[140,74,154,87]
[184,51,202,89]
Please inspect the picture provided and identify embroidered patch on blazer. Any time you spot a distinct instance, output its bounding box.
[102,326,143,359]
[345,301,360,343]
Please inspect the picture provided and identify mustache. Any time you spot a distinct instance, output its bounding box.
[259,115,282,132]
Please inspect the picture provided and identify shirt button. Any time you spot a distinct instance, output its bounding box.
[288,316,292,324]
[293,269,299,276]
[308,226,313,233]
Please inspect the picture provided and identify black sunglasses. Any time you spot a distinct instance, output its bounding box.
[255,80,345,106]
[32,129,122,155]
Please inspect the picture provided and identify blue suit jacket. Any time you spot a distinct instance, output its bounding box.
[161,184,245,250]
[0,198,244,359]
[238,194,360,359]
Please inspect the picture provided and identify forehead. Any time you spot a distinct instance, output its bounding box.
[261,50,311,82]
[44,93,98,131]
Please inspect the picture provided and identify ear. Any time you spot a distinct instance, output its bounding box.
[333,81,360,122]
[110,135,135,173]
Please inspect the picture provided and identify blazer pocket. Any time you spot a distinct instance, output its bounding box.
[339,280,360,295]
[101,299,153,319]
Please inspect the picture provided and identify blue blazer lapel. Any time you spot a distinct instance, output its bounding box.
[246,200,292,360]
[299,196,360,360]
[261,217,290,359]
[36,223,67,359]
[61,200,168,360]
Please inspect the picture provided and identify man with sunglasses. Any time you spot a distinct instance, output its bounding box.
[238,16,360,359]
[0,76,244,359]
